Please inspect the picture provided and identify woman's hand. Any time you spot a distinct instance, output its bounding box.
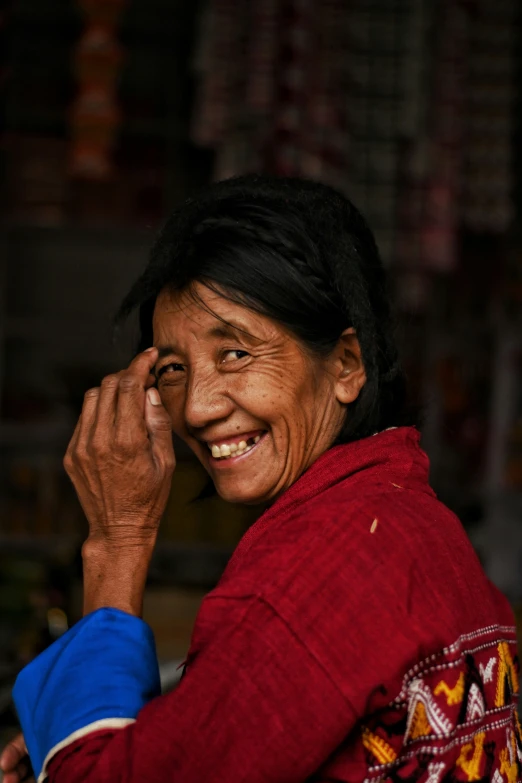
[65,348,175,616]
[0,733,34,783]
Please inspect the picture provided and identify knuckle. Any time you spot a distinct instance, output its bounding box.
[84,387,100,401]
[73,442,89,463]
[113,437,134,457]
[161,446,175,469]
[101,374,119,390]
[90,435,108,456]
[118,374,139,393]
[63,452,73,473]
[154,418,173,432]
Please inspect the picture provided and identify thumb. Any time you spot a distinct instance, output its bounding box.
[0,733,27,771]
[145,388,176,471]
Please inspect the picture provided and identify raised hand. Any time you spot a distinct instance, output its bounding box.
[64,348,176,616]
[64,347,175,546]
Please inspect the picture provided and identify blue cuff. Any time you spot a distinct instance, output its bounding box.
[13,608,161,779]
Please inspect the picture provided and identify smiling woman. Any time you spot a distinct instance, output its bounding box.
[150,283,365,505]
[117,174,410,505]
[3,176,521,783]
[122,175,409,444]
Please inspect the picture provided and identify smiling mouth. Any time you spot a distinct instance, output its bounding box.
[209,432,266,462]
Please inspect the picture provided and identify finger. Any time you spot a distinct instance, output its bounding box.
[92,372,121,439]
[129,347,158,380]
[64,413,82,461]
[92,348,157,434]
[145,388,176,472]
[77,387,101,457]
[122,348,159,390]
[114,373,149,448]
[3,769,34,783]
[63,412,85,478]
[18,759,33,782]
[0,734,27,772]
[112,349,158,442]
[3,758,33,783]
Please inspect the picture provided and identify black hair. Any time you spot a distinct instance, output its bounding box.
[116,173,415,444]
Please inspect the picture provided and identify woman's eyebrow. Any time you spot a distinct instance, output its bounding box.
[156,345,178,359]
[155,323,262,359]
[208,323,262,344]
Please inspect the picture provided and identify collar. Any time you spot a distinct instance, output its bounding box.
[269,425,430,519]
[235,427,431,558]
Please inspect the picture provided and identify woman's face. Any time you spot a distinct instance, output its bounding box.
[152,283,362,505]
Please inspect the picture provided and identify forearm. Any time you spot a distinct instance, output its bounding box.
[82,536,156,617]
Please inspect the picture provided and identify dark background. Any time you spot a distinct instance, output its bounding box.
[1,0,521,751]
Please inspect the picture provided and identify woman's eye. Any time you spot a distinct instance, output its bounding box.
[221,349,250,364]
[157,363,184,378]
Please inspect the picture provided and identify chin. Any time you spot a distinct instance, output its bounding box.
[215,481,270,506]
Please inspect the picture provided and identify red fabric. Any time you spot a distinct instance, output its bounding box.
[48,427,521,783]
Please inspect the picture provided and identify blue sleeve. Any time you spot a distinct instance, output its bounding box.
[12,608,161,780]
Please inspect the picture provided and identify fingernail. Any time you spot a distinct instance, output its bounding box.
[144,347,156,353]
[148,388,162,406]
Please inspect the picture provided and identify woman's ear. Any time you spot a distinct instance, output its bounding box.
[334,328,367,404]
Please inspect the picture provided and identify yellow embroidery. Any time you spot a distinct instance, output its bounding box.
[496,642,519,707]
[500,744,518,783]
[362,727,397,765]
[514,710,522,744]
[408,701,432,740]
[456,732,485,781]
[434,672,465,705]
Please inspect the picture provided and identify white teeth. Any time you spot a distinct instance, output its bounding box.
[209,434,264,460]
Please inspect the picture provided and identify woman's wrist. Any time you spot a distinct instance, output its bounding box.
[81,535,156,617]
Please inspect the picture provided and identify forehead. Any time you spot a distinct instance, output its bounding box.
[152,282,281,348]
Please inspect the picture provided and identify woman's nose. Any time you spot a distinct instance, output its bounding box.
[183,371,234,430]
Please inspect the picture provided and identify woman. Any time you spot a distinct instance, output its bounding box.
[2,175,520,783]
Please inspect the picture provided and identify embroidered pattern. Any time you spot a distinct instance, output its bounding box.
[358,625,521,783]
[361,727,397,765]
[405,679,452,739]
[496,642,519,708]
[425,761,445,783]
[434,672,465,705]
[480,657,497,684]
[515,713,522,763]
[466,683,486,722]
[500,744,518,783]
[456,731,486,780]
[408,701,433,740]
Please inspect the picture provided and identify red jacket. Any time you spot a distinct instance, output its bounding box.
[48,427,521,782]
